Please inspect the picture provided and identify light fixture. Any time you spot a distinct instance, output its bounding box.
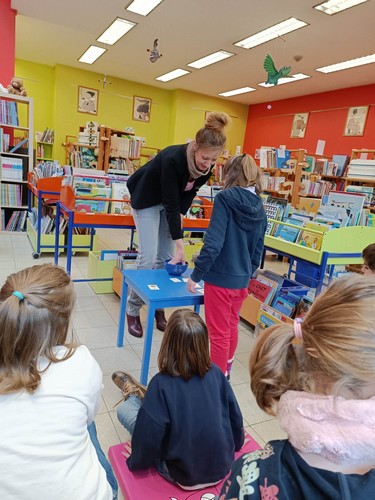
[156,69,190,82]
[314,0,368,15]
[126,0,163,16]
[258,73,310,87]
[97,18,136,45]
[316,54,375,73]
[234,17,308,49]
[187,50,235,69]
[219,87,256,97]
[78,46,106,64]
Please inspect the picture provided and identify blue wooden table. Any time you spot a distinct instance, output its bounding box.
[117,269,204,385]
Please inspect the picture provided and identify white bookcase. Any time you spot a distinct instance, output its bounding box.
[0,91,34,231]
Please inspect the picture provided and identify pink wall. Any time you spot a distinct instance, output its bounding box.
[0,0,16,86]
[243,84,375,157]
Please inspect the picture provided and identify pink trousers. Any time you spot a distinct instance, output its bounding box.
[204,282,248,374]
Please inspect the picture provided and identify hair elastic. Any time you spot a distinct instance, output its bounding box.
[12,291,24,301]
[293,317,303,339]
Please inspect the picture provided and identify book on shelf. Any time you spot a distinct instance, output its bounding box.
[110,182,131,214]
[296,229,324,250]
[247,278,273,303]
[273,218,303,243]
[332,154,350,177]
[326,191,366,226]
[75,185,111,214]
[256,303,288,332]
[1,157,23,181]
[346,159,375,179]
[345,185,374,204]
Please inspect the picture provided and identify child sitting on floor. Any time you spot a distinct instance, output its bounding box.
[112,308,244,490]
[220,273,375,499]
[0,264,117,500]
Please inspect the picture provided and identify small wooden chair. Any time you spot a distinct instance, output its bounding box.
[108,432,260,500]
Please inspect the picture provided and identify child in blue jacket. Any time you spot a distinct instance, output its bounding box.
[188,154,267,378]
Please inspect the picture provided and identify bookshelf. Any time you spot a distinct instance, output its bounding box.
[35,128,54,162]
[103,127,142,173]
[64,126,143,173]
[0,91,34,231]
[343,149,375,208]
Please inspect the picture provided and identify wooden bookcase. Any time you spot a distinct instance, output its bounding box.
[0,91,34,231]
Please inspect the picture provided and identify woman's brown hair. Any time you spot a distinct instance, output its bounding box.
[158,309,211,380]
[0,264,77,394]
[195,111,230,151]
[250,274,375,415]
[224,154,263,194]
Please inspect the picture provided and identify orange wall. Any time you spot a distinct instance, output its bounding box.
[0,0,16,85]
[243,84,375,157]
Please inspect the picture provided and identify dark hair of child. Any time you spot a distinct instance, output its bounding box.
[362,243,375,271]
[157,309,211,380]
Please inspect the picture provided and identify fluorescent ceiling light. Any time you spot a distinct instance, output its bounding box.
[126,0,163,16]
[156,69,190,82]
[188,50,235,69]
[219,87,256,97]
[314,0,368,15]
[235,17,308,49]
[258,73,310,87]
[316,53,375,73]
[78,46,106,64]
[97,18,136,45]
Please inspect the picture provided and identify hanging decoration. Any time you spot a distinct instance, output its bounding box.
[263,53,292,85]
[147,39,162,63]
[98,73,112,89]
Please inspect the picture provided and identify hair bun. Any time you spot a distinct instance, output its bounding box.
[204,111,231,130]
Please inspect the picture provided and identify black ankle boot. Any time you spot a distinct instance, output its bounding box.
[127,314,143,338]
[154,310,167,332]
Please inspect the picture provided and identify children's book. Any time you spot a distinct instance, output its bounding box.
[110,182,131,214]
[326,191,365,226]
[247,278,273,303]
[297,229,323,250]
[274,220,302,243]
[75,186,111,214]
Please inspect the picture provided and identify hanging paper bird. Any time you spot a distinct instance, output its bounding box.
[263,53,292,85]
[147,38,162,63]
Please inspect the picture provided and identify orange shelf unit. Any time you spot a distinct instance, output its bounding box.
[27,173,65,257]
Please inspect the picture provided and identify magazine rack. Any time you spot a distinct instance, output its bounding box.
[54,185,212,278]
[263,222,375,294]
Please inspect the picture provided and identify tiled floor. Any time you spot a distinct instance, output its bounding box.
[0,229,289,492]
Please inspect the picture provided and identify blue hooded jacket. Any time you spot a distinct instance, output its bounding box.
[190,187,267,289]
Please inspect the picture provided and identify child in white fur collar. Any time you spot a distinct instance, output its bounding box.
[220,274,375,500]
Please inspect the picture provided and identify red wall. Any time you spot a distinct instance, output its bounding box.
[243,84,375,157]
[0,0,16,86]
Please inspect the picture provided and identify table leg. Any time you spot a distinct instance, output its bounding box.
[140,304,156,386]
[194,304,201,314]
[117,279,128,347]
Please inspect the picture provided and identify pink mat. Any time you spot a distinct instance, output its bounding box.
[109,432,260,500]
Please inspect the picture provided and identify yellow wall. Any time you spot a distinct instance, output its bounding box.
[16,59,248,165]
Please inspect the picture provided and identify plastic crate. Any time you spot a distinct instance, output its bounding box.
[295,261,321,288]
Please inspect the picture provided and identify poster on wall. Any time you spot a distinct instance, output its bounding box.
[133,96,151,122]
[291,113,309,138]
[77,86,99,115]
[343,106,368,136]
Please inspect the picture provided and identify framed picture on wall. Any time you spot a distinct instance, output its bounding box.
[77,86,99,115]
[291,113,309,138]
[133,96,151,122]
[344,106,368,136]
